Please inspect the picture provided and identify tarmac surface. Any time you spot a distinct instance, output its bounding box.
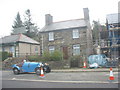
[2,68,119,82]
[2,68,119,88]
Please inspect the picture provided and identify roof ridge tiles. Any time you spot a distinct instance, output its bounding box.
[18,33,22,41]
[53,18,85,23]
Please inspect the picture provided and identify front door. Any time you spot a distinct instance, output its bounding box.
[62,46,68,59]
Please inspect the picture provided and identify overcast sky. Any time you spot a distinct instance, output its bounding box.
[0,0,119,37]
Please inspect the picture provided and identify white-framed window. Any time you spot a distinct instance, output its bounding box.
[10,46,15,53]
[9,46,15,57]
[49,46,55,53]
[73,44,80,55]
[49,32,54,41]
[73,29,79,38]
[35,46,38,53]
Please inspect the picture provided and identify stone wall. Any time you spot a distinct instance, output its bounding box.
[43,60,70,69]
[40,27,88,59]
[2,57,85,70]
[2,57,71,70]
[2,57,26,70]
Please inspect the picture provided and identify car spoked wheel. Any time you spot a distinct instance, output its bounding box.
[44,66,51,73]
[35,68,41,75]
[13,68,19,75]
[43,67,47,71]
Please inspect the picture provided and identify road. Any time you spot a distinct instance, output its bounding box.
[2,80,118,88]
[2,70,119,88]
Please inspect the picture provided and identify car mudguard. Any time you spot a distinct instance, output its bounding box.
[12,64,20,71]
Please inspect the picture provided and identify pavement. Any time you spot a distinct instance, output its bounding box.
[2,67,119,72]
[51,67,118,72]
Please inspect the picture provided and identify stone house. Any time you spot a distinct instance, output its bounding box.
[0,34,40,57]
[40,8,93,61]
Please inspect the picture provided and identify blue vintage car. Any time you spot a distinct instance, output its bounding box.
[12,60,51,75]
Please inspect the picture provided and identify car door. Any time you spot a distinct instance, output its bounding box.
[21,62,30,72]
[29,62,38,72]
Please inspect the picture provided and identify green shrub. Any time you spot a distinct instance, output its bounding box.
[42,50,63,61]
[27,51,63,62]
[50,50,63,61]
[70,55,84,67]
[0,52,9,61]
[70,55,81,61]
[70,55,84,63]
[27,55,42,62]
[42,51,51,61]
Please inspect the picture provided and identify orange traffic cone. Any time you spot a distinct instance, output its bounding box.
[109,67,114,80]
[83,61,86,68]
[40,67,45,78]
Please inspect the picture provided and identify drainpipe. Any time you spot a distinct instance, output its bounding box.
[30,44,31,55]
[13,42,16,57]
[41,34,44,55]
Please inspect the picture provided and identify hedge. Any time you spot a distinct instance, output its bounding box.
[0,52,9,61]
[28,50,63,62]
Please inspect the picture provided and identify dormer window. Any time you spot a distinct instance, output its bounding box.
[49,32,54,41]
[73,29,79,38]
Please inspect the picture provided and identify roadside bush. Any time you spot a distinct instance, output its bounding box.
[27,51,63,62]
[27,55,42,62]
[70,55,84,67]
[50,50,62,61]
[0,52,9,61]
[70,55,81,61]
[42,51,51,61]
[42,50,63,61]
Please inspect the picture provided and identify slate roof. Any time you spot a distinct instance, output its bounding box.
[40,19,87,32]
[0,34,40,45]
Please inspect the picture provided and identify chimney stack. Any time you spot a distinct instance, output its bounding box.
[45,14,53,25]
[83,8,89,20]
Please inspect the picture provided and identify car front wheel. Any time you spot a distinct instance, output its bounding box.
[13,68,20,75]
